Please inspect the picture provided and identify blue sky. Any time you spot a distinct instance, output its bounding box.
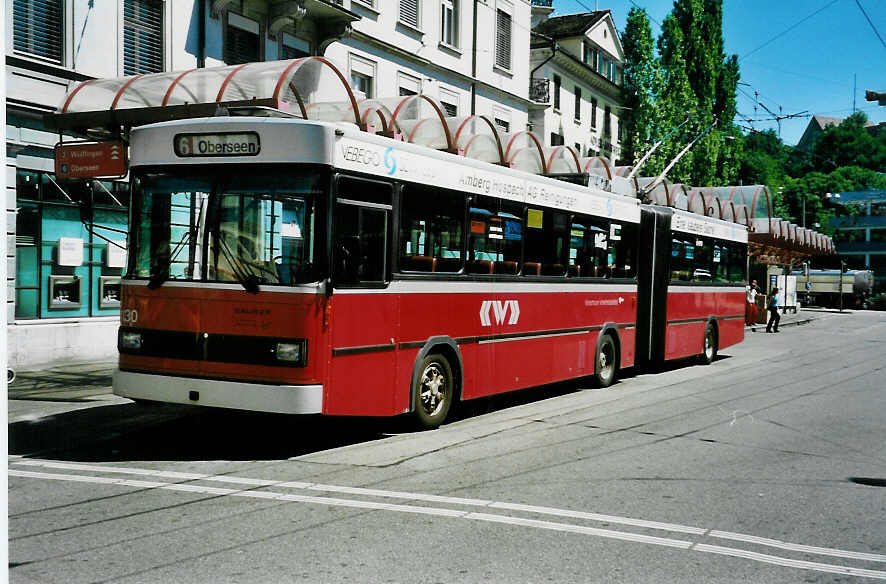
[551,0,886,146]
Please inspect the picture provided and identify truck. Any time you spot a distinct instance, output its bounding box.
[793,268,874,309]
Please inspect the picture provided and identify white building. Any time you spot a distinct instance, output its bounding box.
[528,7,624,164]
[5,0,532,367]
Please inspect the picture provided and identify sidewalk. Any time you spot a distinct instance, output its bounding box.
[745,306,843,333]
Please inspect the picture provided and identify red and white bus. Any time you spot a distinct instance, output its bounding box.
[113,115,747,428]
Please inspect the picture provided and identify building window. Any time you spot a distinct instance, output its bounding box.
[281,32,310,59]
[574,86,581,121]
[13,0,63,64]
[350,54,376,99]
[495,118,510,133]
[400,0,420,29]
[582,42,590,65]
[441,0,459,47]
[124,0,164,75]
[225,12,261,64]
[495,8,512,70]
[398,72,421,96]
[553,75,561,110]
[591,98,598,128]
[604,105,612,137]
[440,87,459,117]
[353,0,374,7]
[550,133,564,146]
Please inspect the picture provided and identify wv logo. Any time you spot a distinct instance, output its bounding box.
[479,300,520,327]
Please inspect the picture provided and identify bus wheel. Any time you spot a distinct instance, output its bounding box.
[700,323,717,365]
[594,335,617,388]
[413,353,453,430]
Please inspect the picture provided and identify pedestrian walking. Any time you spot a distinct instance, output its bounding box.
[766,287,781,333]
[745,279,758,325]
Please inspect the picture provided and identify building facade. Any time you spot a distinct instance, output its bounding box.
[528,7,624,164]
[5,0,533,367]
[829,189,886,292]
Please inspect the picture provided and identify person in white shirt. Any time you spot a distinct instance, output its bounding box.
[745,280,758,325]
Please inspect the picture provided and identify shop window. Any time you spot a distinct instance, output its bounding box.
[13,169,129,320]
[400,185,465,273]
[225,12,261,64]
[13,0,63,64]
[124,0,164,75]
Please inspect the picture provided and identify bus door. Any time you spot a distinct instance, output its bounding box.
[326,176,398,416]
[636,206,672,366]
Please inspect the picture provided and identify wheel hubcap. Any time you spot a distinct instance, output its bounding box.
[599,344,614,379]
[705,331,714,358]
[420,363,446,417]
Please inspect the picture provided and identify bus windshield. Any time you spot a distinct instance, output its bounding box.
[129,168,325,288]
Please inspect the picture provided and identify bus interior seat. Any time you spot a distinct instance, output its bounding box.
[523,262,541,276]
[468,259,494,274]
[404,255,437,272]
[542,263,565,276]
[435,257,464,273]
[495,261,518,275]
[568,265,580,277]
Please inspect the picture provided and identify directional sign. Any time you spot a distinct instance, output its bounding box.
[55,141,127,179]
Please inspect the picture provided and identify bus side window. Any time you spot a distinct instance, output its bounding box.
[333,177,391,286]
[399,185,465,273]
[712,243,729,282]
[670,238,692,282]
[729,243,747,282]
[693,238,713,282]
[611,222,636,279]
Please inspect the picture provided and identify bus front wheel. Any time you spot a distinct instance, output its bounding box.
[700,323,717,365]
[412,353,453,430]
[594,335,617,388]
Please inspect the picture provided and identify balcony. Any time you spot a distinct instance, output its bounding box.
[529,77,550,104]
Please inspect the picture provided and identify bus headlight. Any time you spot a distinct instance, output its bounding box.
[120,331,143,351]
[275,341,305,364]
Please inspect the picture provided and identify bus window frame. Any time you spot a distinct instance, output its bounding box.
[331,174,394,289]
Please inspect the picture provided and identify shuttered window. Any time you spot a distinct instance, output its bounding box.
[124,0,164,75]
[13,0,63,63]
[400,0,420,28]
[495,9,511,70]
[225,12,261,65]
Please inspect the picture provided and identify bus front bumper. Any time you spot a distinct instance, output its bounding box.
[113,369,323,414]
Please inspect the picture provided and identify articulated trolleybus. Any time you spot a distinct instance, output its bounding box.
[114,115,747,428]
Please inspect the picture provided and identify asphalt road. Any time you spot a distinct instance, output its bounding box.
[8,311,886,583]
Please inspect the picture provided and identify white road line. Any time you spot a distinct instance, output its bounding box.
[13,459,886,563]
[9,467,886,580]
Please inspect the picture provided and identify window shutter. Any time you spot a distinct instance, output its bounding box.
[13,0,63,63]
[124,0,164,75]
[400,0,420,28]
[225,14,261,65]
[495,9,511,69]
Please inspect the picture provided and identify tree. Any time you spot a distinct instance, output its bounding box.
[810,112,886,173]
[655,14,696,182]
[620,8,661,169]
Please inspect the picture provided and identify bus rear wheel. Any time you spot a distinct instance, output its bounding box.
[700,323,717,365]
[594,335,617,388]
[412,353,453,430]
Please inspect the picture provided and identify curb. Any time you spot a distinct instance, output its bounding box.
[746,317,814,333]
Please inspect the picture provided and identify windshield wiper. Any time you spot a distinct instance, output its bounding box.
[216,235,260,294]
[148,230,193,289]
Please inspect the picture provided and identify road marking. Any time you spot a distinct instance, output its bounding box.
[9,464,886,580]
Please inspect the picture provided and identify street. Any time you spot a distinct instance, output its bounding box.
[8,310,886,583]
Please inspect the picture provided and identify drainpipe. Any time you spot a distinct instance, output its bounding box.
[197,0,206,68]
[471,0,478,114]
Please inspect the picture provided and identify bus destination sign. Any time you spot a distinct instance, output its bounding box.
[174,132,260,157]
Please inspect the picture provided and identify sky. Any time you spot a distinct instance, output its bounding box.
[552,0,886,146]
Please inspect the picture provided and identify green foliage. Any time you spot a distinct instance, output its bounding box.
[619,0,741,186]
[810,112,886,173]
[620,8,661,167]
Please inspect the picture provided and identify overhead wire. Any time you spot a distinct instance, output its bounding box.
[740,0,839,61]
[853,0,886,51]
